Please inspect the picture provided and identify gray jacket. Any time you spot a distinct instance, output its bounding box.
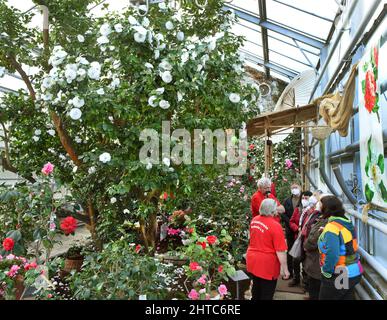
[303,216,329,279]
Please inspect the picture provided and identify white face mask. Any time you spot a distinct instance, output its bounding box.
[301,199,309,208]
[316,202,322,212]
[291,188,300,196]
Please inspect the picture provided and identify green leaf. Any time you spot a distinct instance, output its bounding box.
[377,154,385,174]
[365,183,374,203]
[379,181,387,202]
[6,230,22,242]
[362,80,366,94]
[367,135,372,161]
[365,158,370,177]
[363,62,369,72]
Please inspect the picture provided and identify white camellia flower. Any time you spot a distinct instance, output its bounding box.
[161,71,173,84]
[162,157,170,167]
[49,46,68,66]
[100,23,112,36]
[148,96,158,107]
[42,93,53,101]
[65,64,78,83]
[110,78,120,89]
[47,129,56,136]
[156,87,165,95]
[229,93,241,103]
[77,68,87,81]
[114,23,123,33]
[34,129,41,136]
[88,166,96,174]
[142,17,150,28]
[165,21,174,30]
[146,162,152,170]
[159,60,172,71]
[42,77,54,89]
[134,32,147,43]
[96,88,105,95]
[110,197,117,204]
[69,108,82,120]
[78,57,89,65]
[128,15,138,25]
[208,40,217,51]
[0,66,5,77]
[177,92,183,102]
[72,96,85,108]
[32,136,39,142]
[97,35,109,45]
[145,63,153,69]
[73,166,78,173]
[99,152,111,163]
[154,50,160,60]
[159,100,170,109]
[158,2,167,10]
[77,35,85,42]
[181,51,189,64]
[177,31,184,42]
[123,209,130,214]
[88,61,101,80]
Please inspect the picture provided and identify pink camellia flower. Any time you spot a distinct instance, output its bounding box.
[198,275,207,285]
[249,144,254,150]
[41,162,54,175]
[199,288,206,294]
[7,265,20,278]
[188,289,199,300]
[167,228,181,236]
[285,159,293,169]
[218,284,228,296]
[135,244,141,253]
[205,294,211,300]
[6,254,15,260]
[218,265,223,273]
[0,255,3,261]
[189,262,202,271]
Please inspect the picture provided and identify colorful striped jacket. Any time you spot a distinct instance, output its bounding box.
[318,216,363,279]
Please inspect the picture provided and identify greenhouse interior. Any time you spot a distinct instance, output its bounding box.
[0,0,387,303]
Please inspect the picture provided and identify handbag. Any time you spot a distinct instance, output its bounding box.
[289,233,303,259]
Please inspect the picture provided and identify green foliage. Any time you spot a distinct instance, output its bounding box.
[67,238,170,300]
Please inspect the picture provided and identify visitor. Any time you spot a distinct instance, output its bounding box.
[303,192,330,300]
[288,190,313,287]
[318,195,363,300]
[246,198,290,300]
[251,177,285,221]
[282,182,302,279]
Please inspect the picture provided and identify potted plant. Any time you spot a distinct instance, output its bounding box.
[62,245,84,275]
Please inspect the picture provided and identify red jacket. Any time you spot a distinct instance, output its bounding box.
[289,207,301,237]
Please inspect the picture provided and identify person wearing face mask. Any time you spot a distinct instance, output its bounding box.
[303,192,330,299]
[282,183,302,280]
[288,190,313,287]
[251,177,285,221]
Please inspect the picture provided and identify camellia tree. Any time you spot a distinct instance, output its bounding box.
[0,0,261,252]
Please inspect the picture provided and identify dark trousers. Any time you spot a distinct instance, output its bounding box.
[307,277,321,300]
[251,275,277,300]
[319,275,361,300]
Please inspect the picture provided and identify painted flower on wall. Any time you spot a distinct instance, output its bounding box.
[364,135,387,203]
[362,44,380,120]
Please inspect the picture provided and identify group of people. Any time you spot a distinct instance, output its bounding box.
[246,177,363,300]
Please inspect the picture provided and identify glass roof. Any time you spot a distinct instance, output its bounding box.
[227,0,340,82]
[1,0,340,95]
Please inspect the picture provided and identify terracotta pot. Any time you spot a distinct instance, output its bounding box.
[63,257,84,273]
[14,275,25,300]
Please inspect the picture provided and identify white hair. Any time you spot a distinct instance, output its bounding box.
[259,198,277,216]
[257,177,272,189]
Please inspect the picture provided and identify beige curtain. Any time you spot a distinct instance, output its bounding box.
[313,63,358,137]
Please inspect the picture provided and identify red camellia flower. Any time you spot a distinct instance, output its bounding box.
[206,235,218,245]
[189,262,202,271]
[249,144,254,150]
[163,192,168,200]
[218,265,223,273]
[197,241,207,250]
[186,227,194,234]
[135,244,141,253]
[365,70,377,113]
[60,216,77,235]
[2,238,15,251]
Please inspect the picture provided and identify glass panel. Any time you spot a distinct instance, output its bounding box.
[231,24,262,46]
[276,0,339,21]
[266,0,333,41]
[269,51,310,74]
[241,42,263,59]
[229,0,259,16]
[269,70,291,83]
[267,30,320,56]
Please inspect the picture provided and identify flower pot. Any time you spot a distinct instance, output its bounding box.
[63,257,84,273]
[14,275,25,300]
